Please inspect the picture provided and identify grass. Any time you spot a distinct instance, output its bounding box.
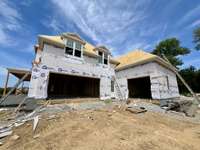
[104,99,112,104]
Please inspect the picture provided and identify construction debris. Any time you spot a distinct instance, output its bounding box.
[10,134,20,140]
[33,134,40,139]
[33,116,39,132]
[126,106,147,114]
[162,100,197,117]
[0,130,13,139]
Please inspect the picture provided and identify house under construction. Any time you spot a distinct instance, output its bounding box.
[3,33,180,100]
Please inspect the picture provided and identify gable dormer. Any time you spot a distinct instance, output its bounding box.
[62,33,86,58]
[94,45,111,65]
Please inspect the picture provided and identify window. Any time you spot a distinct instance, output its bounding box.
[104,53,108,65]
[65,39,73,55]
[65,40,82,58]
[98,51,103,64]
[98,51,109,65]
[111,80,115,92]
[74,42,81,57]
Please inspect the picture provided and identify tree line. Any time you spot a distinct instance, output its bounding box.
[152,27,200,95]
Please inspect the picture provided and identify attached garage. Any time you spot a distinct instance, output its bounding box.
[128,76,152,99]
[47,73,100,98]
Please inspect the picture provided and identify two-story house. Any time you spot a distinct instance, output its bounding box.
[27,33,179,100]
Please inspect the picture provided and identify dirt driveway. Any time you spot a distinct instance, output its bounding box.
[1,107,200,150]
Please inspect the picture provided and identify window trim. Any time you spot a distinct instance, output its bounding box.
[98,51,109,65]
[64,39,83,58]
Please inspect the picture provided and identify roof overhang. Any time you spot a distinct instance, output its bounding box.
[7,68,31,81]
[61,33,86,45]
[115,57,176,73]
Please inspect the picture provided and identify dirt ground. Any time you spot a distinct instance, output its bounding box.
[1,106,200,150]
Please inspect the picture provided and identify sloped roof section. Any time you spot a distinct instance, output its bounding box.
[61,33,86,45]
[94,45,112,55]
[115,50,174,71]
[37,34,119,64]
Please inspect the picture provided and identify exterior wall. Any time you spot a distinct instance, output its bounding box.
[115,62,179,100]
[153,63,179,99]
[28,44,180,100]
[28,44,115,99]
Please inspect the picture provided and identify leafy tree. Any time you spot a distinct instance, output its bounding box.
[152,38,190,67]
[178,66,200,94]
[193,27,200,50]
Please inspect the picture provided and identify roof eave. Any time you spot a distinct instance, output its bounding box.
[115,57,176,73]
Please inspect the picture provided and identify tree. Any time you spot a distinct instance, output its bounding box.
[193,27,200,50]
[152,38,190,67]
[178,66,200,94]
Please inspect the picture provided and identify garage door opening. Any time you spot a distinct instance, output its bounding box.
[128,76,152,99]
[48,73,100,98]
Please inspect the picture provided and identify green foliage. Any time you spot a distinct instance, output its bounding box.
[152,38,190,67]
[178,66,200,94]
[104,99,112,104]
[193,27,200,50]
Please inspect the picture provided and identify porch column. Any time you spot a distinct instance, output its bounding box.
[3,71,10,96]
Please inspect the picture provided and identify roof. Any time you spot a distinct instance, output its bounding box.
[115,50,175,71]
[38,34,119,64]
[94,45,111,55]
[7,68,31,81]
[61,33,86,45]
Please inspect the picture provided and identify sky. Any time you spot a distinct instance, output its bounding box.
[0,0,200,87]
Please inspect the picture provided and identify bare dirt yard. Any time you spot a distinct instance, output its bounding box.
[1,105,200,150]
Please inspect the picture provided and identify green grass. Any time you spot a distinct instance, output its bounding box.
[104,99,112,104]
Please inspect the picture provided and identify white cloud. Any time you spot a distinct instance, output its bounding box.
[0,0,22,45]
[42,18,64,33]
[50,0,151,53]
[178,5,200,26]
[0,50,30,69]
[188,19,200,28]
[20,0,32,7]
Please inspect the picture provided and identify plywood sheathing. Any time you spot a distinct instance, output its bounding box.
[115,50,175,72]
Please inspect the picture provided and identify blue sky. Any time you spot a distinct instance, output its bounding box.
[0,0,200,87]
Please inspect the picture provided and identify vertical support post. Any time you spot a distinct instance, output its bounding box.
[3,71,9,96]
[15,79,21,95]
[21,81,24,93]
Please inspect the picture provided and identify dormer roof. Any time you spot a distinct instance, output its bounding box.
[61,33,86,45]
[94,45,112,55]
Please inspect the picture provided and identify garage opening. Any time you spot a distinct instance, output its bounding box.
[128,76,152,99]
[48,73,100,98]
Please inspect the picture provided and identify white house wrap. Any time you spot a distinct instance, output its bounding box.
[28,33,179,100]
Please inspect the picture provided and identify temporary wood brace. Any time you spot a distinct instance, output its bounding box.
[0,72,30,105]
